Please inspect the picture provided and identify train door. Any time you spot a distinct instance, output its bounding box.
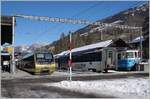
[105,48,116,70]
[107,51,113,65]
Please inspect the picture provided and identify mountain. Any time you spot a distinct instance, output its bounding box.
[46,3,149,54]
[28,43,47,51]
[15,45,29,53]
[75,2,149,38]
[15,43,48,58]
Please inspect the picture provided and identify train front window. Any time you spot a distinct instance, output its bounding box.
[126,52,134,58]
[36,54,44,59]
[36,53,53,64]
[45,53,53,60]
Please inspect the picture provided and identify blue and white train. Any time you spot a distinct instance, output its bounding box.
[56,48,141,72]
[117,50,141,71]
[55,38,141,72]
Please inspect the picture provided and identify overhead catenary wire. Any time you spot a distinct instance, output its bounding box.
[15,13,142,46]
[24,2,105,43]
[15,14,141,29]
[80,1,145,37]
[15,1,144,44]
[71,1,104,18]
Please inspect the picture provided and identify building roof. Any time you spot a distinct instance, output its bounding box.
[1,16,13,26]
[130,36,144,43]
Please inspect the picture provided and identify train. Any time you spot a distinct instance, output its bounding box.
[56,47,117,72]
[17,50,56,74]
[117,49,141,71]
[56,48,141,72]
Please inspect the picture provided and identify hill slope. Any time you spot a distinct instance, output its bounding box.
[46,3,149,54]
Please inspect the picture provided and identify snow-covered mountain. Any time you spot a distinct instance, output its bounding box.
[15,45,29,53]
[47,2,149,54]
[15,43,48,54]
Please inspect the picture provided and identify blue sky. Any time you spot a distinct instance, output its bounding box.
[1,1,147,46]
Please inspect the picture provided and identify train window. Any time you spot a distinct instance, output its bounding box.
[72,51,102,62]
[108,51,113,58]
[36,53,44,58]
[118,53,121,60]
[138,51,141,57]
[126,52,134,58]
[122,52,125,59]
[135,52,137,58]
[45,53,53,60]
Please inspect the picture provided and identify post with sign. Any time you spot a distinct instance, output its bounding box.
[69,31,72,81]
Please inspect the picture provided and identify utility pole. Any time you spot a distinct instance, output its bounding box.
[69,31,72,81]
[100,30,103,40]
[140,28,143,61]
[12,16,15,74]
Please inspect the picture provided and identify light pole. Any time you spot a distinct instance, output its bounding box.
[12,16,15,74]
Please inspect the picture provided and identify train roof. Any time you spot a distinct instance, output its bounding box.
[56,38,131,58]
[22,52,34,60]
[22,50,52,60]
[126,50,139,52]
[56,39,112,57]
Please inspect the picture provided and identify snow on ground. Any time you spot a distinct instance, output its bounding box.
[44,77,150,98]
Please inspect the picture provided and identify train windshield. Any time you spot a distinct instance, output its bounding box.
[45,53,53,60]
[36,53,53,64]
[125,52,134,58]
[36,53,44,58]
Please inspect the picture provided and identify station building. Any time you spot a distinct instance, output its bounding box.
[1,16,15,72]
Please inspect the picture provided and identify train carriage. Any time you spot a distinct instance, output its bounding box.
[117,49,141,71]
[17,50,55,74]
[56,47,118,72]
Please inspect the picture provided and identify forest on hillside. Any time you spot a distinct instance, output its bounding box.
[45,3,149,55]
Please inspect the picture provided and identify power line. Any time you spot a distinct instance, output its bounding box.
[16,1,144,44]
[72,1,104,18]
[84,1,144,36]
[30,2,104,43]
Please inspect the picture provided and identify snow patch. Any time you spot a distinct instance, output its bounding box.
[44,78,150,98]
